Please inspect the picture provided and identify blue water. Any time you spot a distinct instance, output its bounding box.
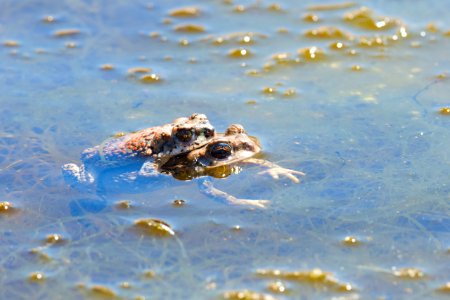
[1,0,450,299]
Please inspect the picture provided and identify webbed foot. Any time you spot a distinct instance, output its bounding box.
[258,167,305,183]
[199,180,269,209]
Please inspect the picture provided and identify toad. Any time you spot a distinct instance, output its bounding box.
[62,113,215,186]
[161,124,305,208]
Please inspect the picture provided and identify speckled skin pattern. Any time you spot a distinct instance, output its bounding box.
[62,113,215,185]
[83,113,214,165]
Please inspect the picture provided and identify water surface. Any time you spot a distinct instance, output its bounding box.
[1,0,449,299]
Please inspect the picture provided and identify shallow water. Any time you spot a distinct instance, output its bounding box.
[1,0,449,299]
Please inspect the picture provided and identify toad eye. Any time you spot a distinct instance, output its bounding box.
[175,129,193,142]
[203,128,215,138]
[209,142,232,160]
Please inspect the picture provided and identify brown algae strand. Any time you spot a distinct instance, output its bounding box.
[228,48,252,58]
[100,64,114,71]
[90,285,117,298]
[392,268,425,279]
[344,7,396,30]
[0,201,15,214]
[134,218,175,237]
[304,26,349,39]
[140,74,162,84]
[169,7,201,17]
[45,234,65,245]
[53,29,81,37]
[298,47,325,61]
[342,236,361,246]
[174,24,205,33]
[439,107,450,115]
[29,272,46,283]
[3,40,20,47]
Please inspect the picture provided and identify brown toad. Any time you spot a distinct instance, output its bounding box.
[62,113,215,186]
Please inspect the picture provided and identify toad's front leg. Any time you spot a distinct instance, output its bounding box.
[199,179,269,209]
[62,163,95,186]
[243,158,305,183]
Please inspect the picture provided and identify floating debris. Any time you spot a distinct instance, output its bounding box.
[262,87,277,94]
[149,31,160,38]
[205,32,266,45]
[358,37,387,47]
[329,41,347,50]
[0,201,17,215]
[169,7,201,18]
[172,199,186,207]
[29,248,52,262]
[246,99,257,105]
[267,3,283,12]
[140,74,162,84]
[346,50,358,57]
[239,35,254,44]
[233,5,246,13]
[100,64,114,71]
[143,270,156,279]
[351,65,362,71]
[344,7,396,30]
[222,290,278,300]
[426,23,439,33]
[342,236,361,246]
[283,88,297,97]
[162,18,173,25]
[53,29,80,37]
[116,200,132,209]
[256,268,354,292]
[246,69,260,76]
[229,48,252,58]
[3,40,19,47]
[134,218,175,237]
[29,272,46,283]
[271,52,294,64]
[212,37,226,45]
[45,234,65,245]
[174,24,205,33]
[438,107,450,115]
[303,13,319,23]
[437,282,450,293]
[298,47,325,61]
[307,2,356,11]
[304,26,349,39]
[42,15,56,23]
[392,268,425,279]
[65,42,77,48]
[267,281,289,294]
[179,39,190,46]
[119,282,131,289]
[90,285,117,298]
[231,225,241,231]
[127,67,151,75]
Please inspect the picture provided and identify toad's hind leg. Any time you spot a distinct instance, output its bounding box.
[62,163,95,187]
[198,179,269,209]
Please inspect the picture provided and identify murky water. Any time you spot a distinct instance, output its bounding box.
[1,0,449,299]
